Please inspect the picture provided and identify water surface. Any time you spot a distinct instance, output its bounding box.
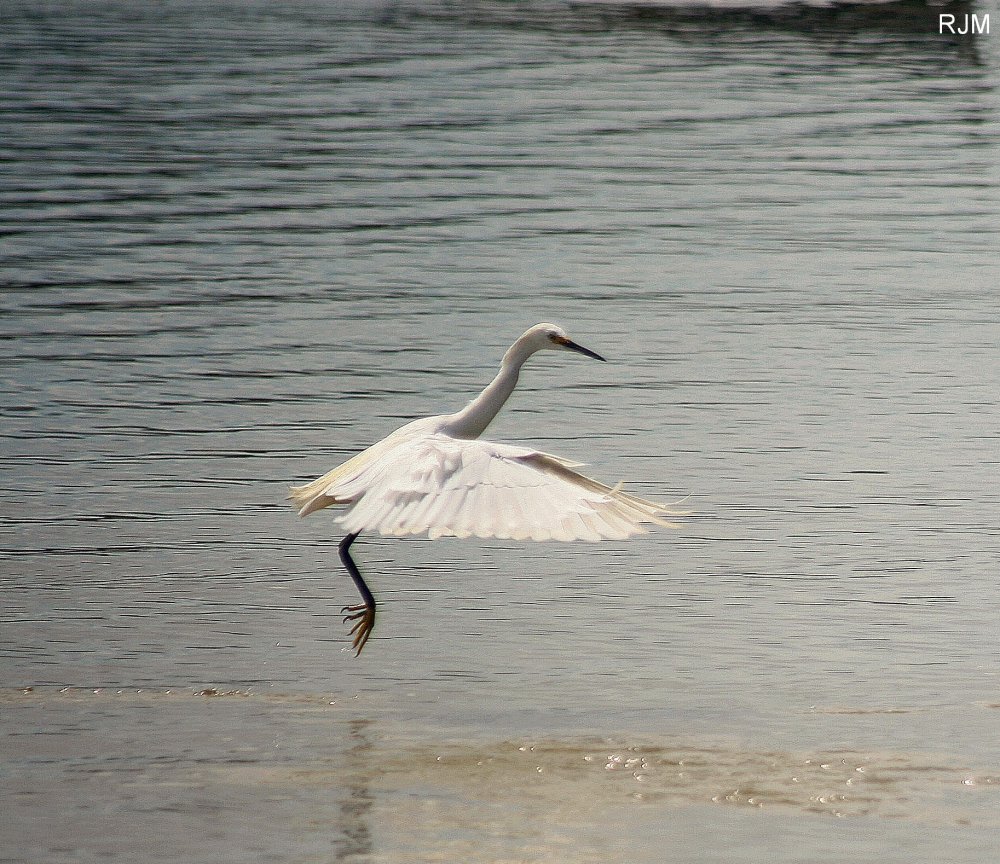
[2,0,1000,860]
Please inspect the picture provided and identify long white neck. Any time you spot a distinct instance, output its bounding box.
[441,338,537,440]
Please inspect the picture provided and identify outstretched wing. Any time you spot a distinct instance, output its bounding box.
[294,433,683,542]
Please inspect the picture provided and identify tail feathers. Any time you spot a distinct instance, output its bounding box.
[287,450,372,516]
[288,489,341,517]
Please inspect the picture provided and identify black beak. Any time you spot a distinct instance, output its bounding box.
[564,339,606,362]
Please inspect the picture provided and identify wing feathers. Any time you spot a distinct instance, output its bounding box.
[295,432,684,541]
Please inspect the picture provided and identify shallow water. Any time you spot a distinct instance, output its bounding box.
[5,688,1000,863]
[2,0,1000,860]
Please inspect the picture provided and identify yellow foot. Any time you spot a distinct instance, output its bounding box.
[341,603,375,656]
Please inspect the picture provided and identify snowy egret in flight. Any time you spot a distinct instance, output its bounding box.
[289,323,683,655]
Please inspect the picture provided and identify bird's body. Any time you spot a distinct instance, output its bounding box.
[290,323,683,654]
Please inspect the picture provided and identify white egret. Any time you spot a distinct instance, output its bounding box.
[289,323,683,654]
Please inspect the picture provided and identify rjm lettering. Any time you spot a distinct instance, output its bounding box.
[939,13,989,34]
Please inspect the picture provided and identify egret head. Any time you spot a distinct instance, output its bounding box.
[506,323,606,365]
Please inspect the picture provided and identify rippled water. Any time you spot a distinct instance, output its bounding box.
[2,0,1000,860]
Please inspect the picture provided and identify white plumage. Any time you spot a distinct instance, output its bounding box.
[299,429,679,541]
[289,323,684,655]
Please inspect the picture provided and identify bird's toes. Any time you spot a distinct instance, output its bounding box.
[352,627,372,655]
[345,607,375,655]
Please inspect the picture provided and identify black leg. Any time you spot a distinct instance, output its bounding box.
[339,532,376,655]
